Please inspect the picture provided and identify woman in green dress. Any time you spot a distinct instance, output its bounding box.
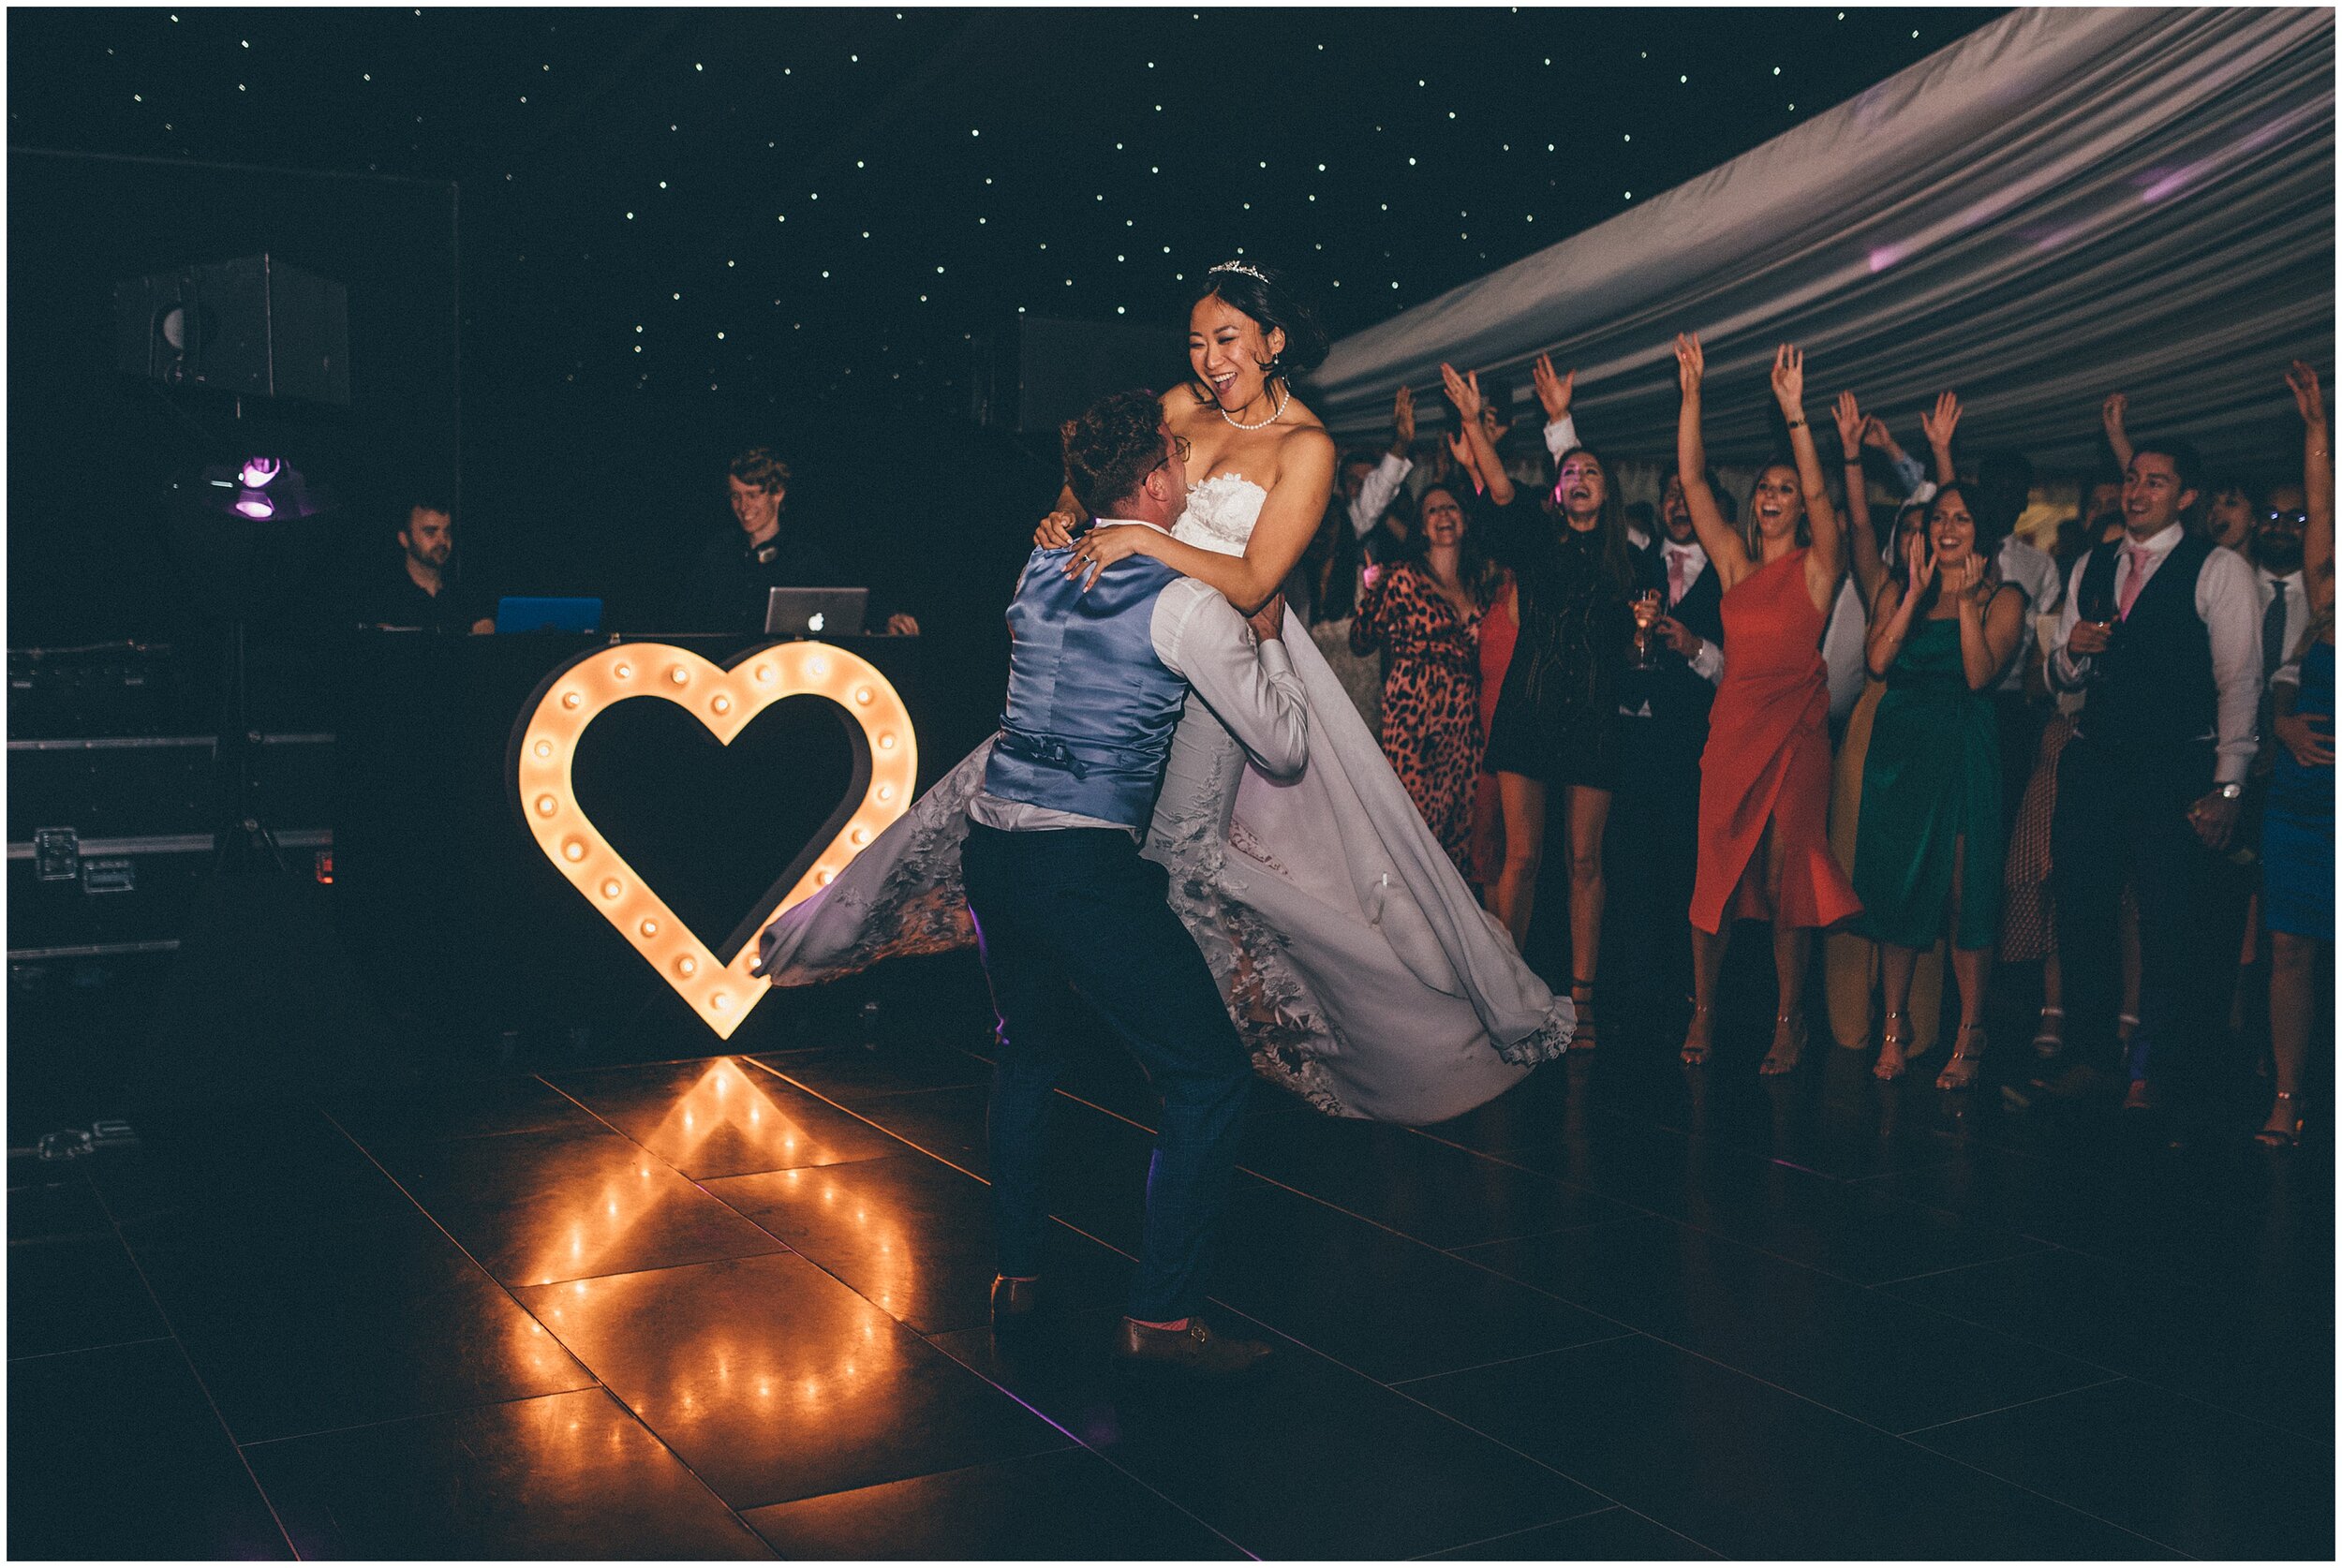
[1857,481,2027,1087]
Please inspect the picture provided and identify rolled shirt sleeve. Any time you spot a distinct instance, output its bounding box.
[1542,414,1580,462]
[1152,580,1311,780]
[1687,639,1725,686]
[2049,554,2093,693]
[1890,451,1933,505]
[2197,547,2263,784]
[1348,451,1413,539]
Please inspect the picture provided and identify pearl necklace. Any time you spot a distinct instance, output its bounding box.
[1221,382,1289,431]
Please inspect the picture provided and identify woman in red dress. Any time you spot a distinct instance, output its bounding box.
[1673,335,1862,1072]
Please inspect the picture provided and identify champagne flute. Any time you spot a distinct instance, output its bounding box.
[1631,588,1664,669]
[2077,576,2117,651]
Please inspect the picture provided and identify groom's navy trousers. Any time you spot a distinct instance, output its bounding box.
[961,820,1252,1324]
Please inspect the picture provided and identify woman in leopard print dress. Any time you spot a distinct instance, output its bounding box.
[1351,481,1497,874]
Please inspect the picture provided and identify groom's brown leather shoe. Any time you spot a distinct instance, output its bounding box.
[989,1275,1040,1327]
[1112,1317,1274,1376]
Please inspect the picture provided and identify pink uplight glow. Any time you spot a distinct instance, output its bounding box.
[237,456,283,489]
[232,493,275,519]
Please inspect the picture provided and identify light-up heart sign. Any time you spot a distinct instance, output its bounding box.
[511,641,915,1039]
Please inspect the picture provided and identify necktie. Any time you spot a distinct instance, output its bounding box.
[2116,542,2154,620]
[1668,549,1687,606]
[2262,579,2290,677]
[2260,580,2290,754]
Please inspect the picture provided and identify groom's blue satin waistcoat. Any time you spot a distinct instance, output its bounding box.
[983,546,1188,829]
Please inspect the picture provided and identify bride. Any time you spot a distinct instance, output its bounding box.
[758,261,1570,1123]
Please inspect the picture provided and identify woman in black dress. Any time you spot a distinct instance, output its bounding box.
[1480,426,1638,1045]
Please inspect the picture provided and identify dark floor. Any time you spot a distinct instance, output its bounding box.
[8,983,2334,1561]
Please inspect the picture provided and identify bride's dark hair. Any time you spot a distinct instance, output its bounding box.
[1192,262,1330,383]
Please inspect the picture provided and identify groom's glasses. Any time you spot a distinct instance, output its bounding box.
[1152,432,1193,475]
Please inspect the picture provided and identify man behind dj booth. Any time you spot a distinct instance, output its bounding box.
[361,492,495,634]
[677,445,919,636]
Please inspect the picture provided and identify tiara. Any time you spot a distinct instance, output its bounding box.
[1208,259,1271,286]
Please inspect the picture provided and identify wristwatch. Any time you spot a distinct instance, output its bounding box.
[2218,782,2244,802]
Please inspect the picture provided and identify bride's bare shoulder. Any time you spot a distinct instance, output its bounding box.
[1282,390,1328,431]
[1162,384,1215,425]
[1274,410,1336,466]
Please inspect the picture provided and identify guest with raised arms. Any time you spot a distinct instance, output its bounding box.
[1479,373,1638,1045]
[2257,360,2334,1147]
[1672,334,1862,1072]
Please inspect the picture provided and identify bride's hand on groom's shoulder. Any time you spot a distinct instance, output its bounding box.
[1033,510,1078,550]
[1063,522,1158,590]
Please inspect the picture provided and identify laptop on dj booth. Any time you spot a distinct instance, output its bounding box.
[764,586,867,639]
[495,597,603,633]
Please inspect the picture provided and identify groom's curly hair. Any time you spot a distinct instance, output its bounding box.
[1060,389,1166,519]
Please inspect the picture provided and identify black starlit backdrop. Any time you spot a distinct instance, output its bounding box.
[8,6,1994,686]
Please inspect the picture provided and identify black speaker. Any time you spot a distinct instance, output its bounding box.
[969,314,1183,435]
[112,253,350,407]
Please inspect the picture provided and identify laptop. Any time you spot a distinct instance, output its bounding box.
[495,596,603,633]
[764,586,867,638]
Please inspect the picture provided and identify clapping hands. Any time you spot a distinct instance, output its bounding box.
[1903,525,1936,597]
[1940,553,1983,600]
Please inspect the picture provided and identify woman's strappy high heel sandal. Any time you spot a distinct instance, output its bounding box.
[1680,1000,1713,1066]
[2254,1090,2304,1148]
[1759,1010,1807,1076]
[1936,1022,1986,1090]
[1874,1011,1911,1082]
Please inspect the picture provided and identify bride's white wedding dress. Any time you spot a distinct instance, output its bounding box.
[757,474,1571,1123]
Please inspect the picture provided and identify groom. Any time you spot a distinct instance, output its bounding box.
[965,388,1306,1375]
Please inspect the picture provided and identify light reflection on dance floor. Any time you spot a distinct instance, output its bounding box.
[22,1024,2331,1561]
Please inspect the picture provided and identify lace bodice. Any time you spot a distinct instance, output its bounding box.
[1174,474,1267,558]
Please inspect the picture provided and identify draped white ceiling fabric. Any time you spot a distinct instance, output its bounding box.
[1309,7,2335,477]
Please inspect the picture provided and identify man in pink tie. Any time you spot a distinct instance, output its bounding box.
[2046,438,2264,1130]
[1603,467,1729,1026]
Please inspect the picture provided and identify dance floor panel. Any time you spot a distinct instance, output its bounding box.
[8,999,2333,1560]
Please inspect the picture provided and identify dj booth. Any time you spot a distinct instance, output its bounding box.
[330,629,939,1047]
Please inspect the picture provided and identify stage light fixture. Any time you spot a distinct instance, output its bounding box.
[512,640,916,1039]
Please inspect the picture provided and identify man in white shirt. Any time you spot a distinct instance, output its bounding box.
[1339,386,1417,563]
[2045,440,2262,1120]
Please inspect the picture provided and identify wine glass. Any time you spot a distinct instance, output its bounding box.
[1631,588,1664,669]
[2076,576,2116,651]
